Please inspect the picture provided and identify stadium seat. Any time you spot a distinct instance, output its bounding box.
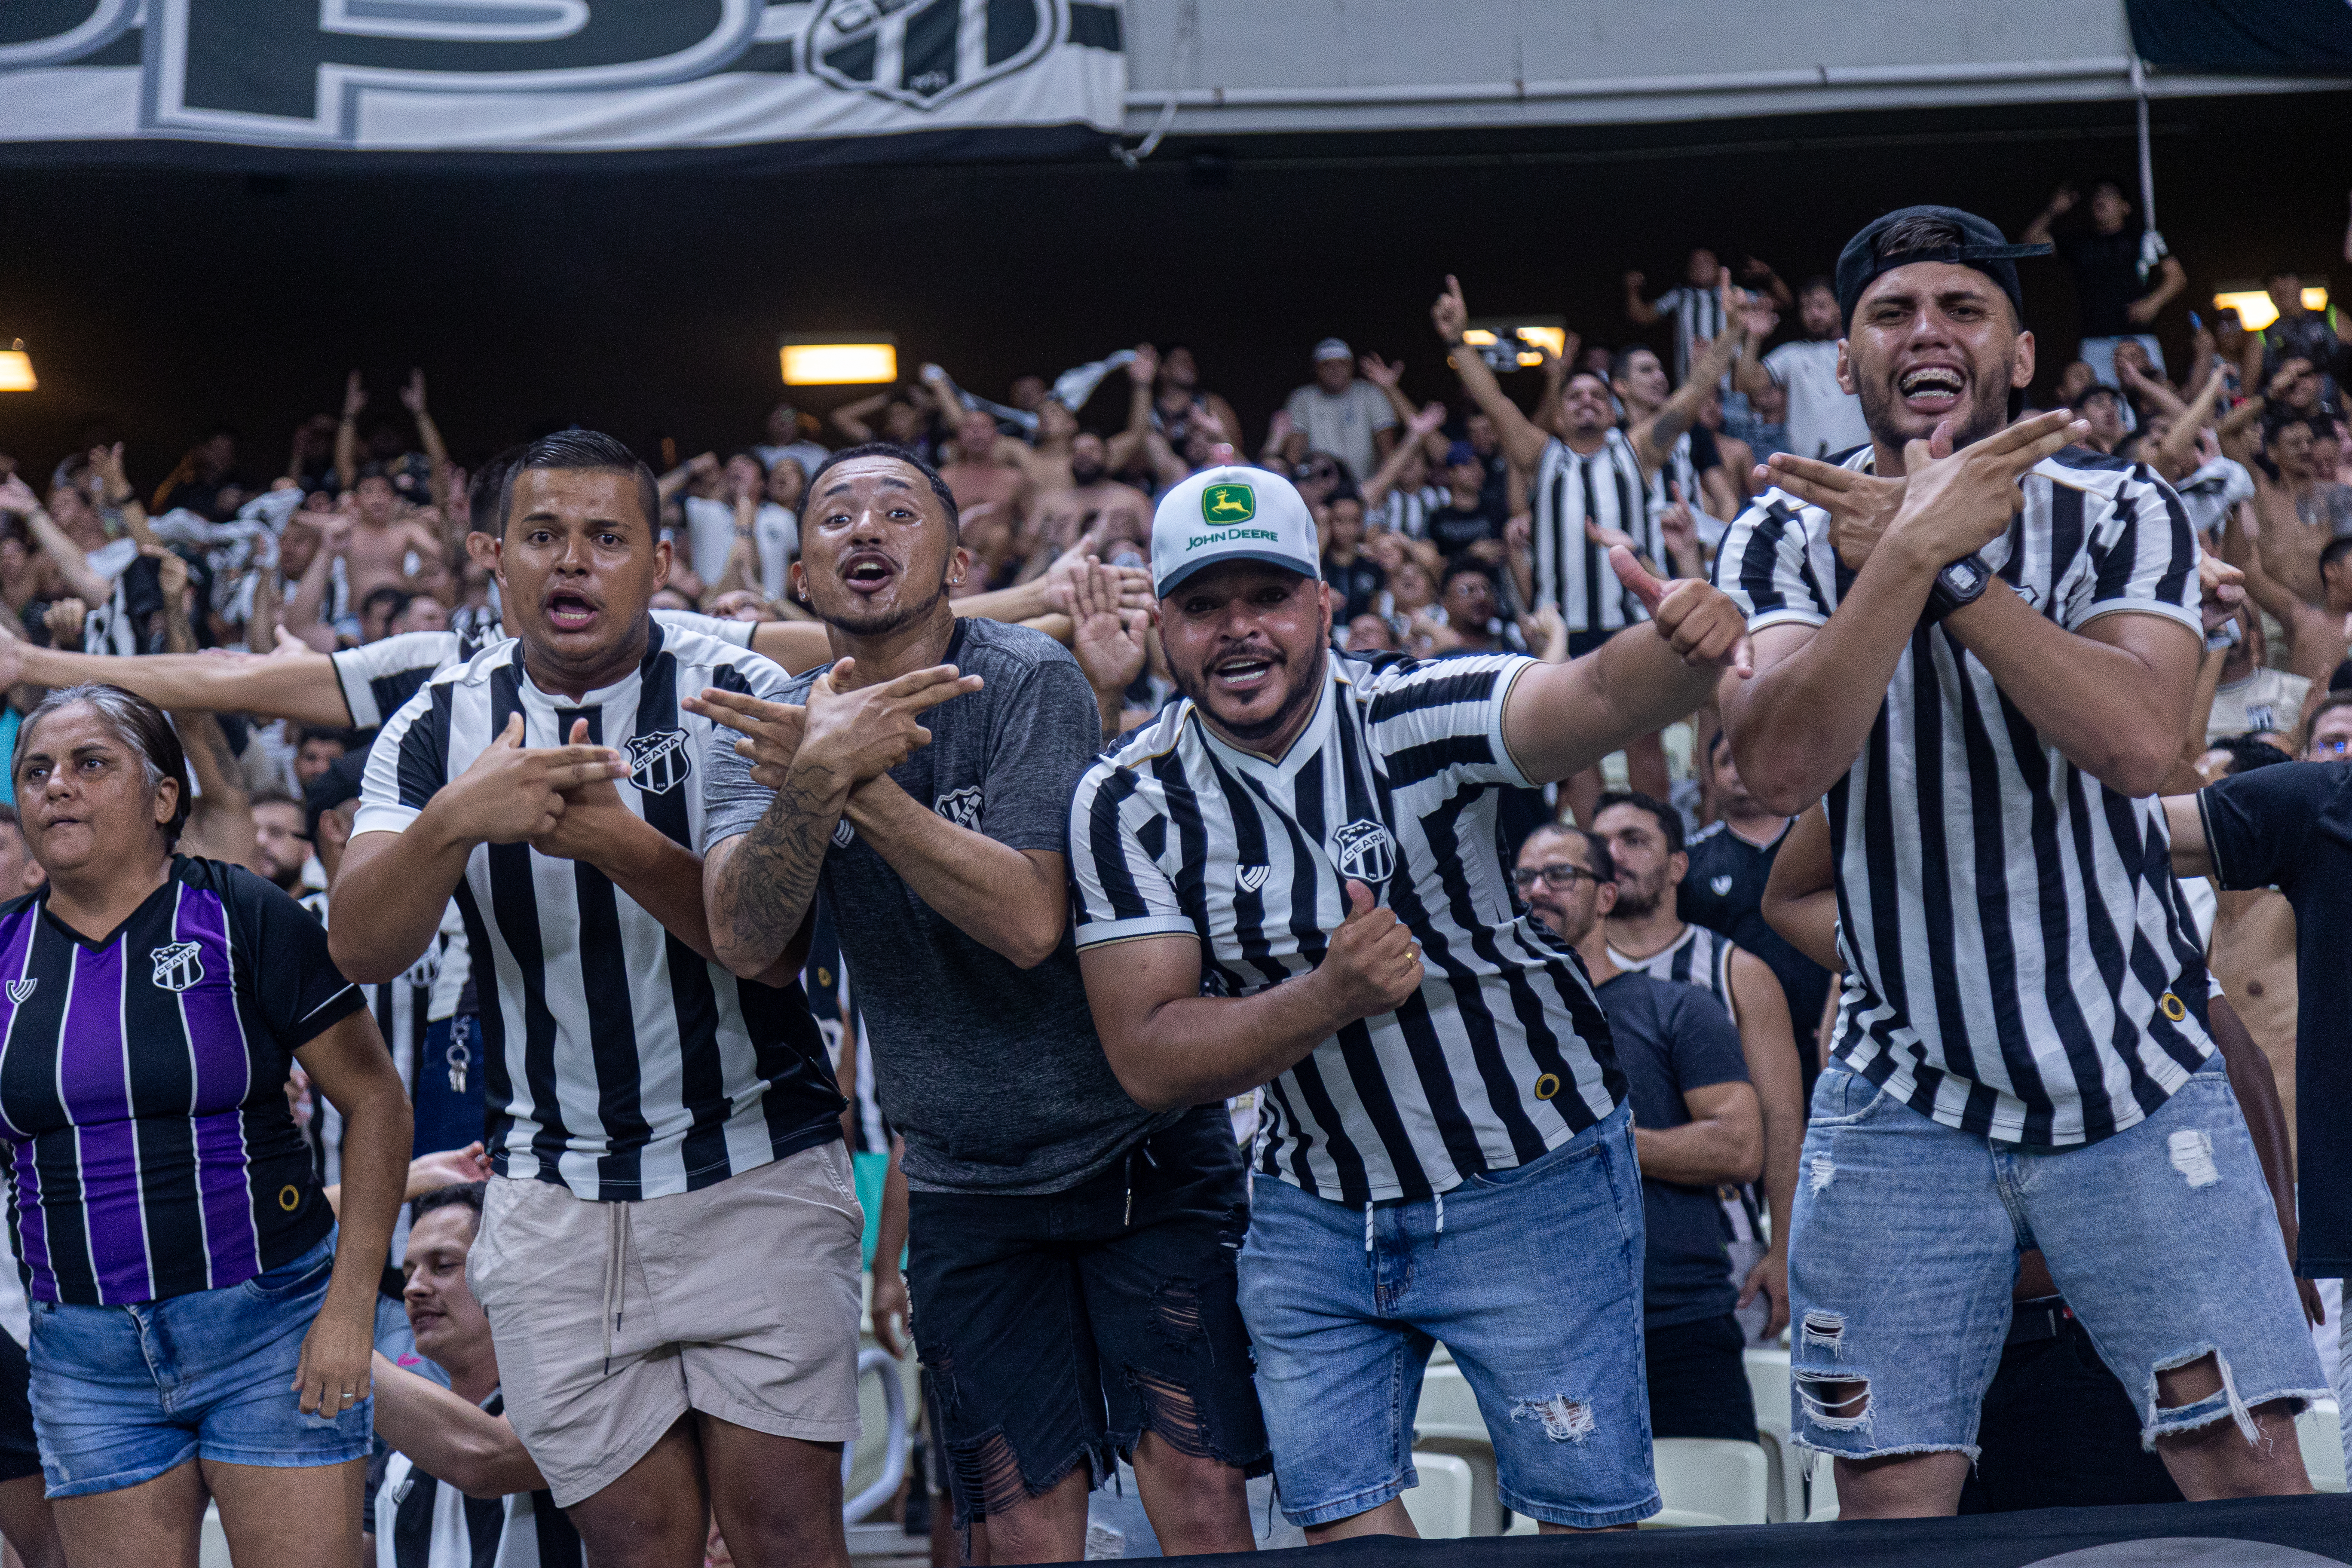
[1648,1437,1771,1527]
[1412,1362,1507,1534]
[843,1348,910,1524]
[1403,1452,1477,1538]
[2299,1399,2346,1493]
[1807,1455,1839,1522]
[1744,1345,1804,1522]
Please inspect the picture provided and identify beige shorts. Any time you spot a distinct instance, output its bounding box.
[468,1142,865,1506]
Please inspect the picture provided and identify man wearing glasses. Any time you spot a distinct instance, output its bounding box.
[1513,824,1765,1442]
[2163,688,2352,1467]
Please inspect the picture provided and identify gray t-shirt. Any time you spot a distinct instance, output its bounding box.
[702,616,1177,1194]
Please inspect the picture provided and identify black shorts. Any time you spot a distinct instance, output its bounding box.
[1644,1312,1757,1442]
[0,1330,38,1485]
[907,1106,1270,1525]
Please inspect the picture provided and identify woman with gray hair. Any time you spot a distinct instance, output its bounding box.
[0,682,408,1566]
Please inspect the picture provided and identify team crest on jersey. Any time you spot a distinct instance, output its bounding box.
[1332,819,1397,886]
[625,729,693,794]
[1236,864,1271,893]
[150,942,204,993]
[4,980,32,1004]
[1710,875,1733,897]
[934,787,983,830]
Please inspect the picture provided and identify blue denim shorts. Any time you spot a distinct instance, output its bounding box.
[1237,1101,1657,1529]
[1787,1062,2325,1462]
[27,1230,372,1497]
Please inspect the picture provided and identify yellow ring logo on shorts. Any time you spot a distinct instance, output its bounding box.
[1534,1073,1561,1100]
[2159,992,2187,1022]
[278,1185,300,1211]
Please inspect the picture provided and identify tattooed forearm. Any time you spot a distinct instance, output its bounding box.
[713,765,845,973]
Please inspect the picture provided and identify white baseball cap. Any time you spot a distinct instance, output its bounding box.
[1313,337,1353,362]
[1150,466,1321,600]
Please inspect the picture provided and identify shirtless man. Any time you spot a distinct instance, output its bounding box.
[2250,415,2352,606]
[1029,432,1151,563]
[343,466,445,606]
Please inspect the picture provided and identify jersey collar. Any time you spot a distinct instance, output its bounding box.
[1191,653,1343,787]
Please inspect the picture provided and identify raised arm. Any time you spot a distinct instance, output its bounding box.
[1724,412,2089,813]
[2154,365,2227,478]
[0,615,354,724]
[1499,549,1749,784]
[1363,403,1447,508]
[0,476,110,605]
[1433,276,1550,472]
[1632,279,1750,472]
[830,392,891,445]
[1623,270,1661,327]
[398,370,452,510]
[334,372,364,492]
[2020,184,2076,247]
[1080,879,1421,1112]
[91,444,157,549]
[1106,346,1161,475]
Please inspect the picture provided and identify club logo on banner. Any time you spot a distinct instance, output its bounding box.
[809,0,1059,107]
[0,0,1124,152]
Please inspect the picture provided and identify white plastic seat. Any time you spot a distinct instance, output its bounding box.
[2298,1399,2346,1493]
[1412,1362,1505,1534]
[1743,1345,1803,1522]
[1651,1436,1770,1527]
[1403,1452,1477,1538]
[1806,1454,1839,1522]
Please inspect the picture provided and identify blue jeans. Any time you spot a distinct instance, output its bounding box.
[1237,1101,1656,1528]
[26,1231,371,1497]
[1788,1063,2324,1461]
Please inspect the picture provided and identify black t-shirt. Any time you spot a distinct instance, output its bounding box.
[2058,230,2154,339]
[1593,970,1748,1328]
[1427,506,1499,557]
[1477,450,1511,523]
[2199,762,2352,1277]
[1324,554,1386,625]
[1678,820,1832,1091]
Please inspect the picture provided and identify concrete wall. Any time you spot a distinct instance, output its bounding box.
[1115,0,2347,135]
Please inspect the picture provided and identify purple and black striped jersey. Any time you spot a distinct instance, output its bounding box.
[0,857,365,1305]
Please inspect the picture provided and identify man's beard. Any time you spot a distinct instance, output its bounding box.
[1856,355,2014,453]
[821,571,951,637]
[1070,459,1106,487]
[262,860,304,894]
[1609,878,1663,920]
[1170,648,1322,744]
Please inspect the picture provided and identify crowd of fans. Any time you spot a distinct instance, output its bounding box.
[0,181,2343,1568]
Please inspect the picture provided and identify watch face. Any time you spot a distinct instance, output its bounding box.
[1947,560,1986,591]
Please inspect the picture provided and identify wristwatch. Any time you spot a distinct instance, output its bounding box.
[1923,553,1991,624]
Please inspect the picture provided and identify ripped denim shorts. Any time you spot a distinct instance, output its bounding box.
[1785,1061,2324,1461]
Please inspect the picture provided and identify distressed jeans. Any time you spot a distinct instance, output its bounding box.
[1787,1060,2324,1461]
[1237,1100,1657,1529]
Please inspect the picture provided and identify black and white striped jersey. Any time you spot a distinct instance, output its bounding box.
[1609,922,1737,1023]
[1369,484,1448,542]
[1714,445,2213,1148]
[1070,652,1624,1205]
[332,612,756,731]
[1651,284,1727,387]
[373,1391,584,1568]
[353,622,843,1200]
[1529,431,1658,634]
[297,892,462,1181]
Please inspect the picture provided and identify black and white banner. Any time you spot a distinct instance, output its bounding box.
[0,0,1125,156]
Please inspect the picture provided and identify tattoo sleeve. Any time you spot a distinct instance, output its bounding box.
[714,765,844,967]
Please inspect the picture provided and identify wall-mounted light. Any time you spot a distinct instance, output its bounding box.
[1461,318,1568,372]
[0,340,33,393]
[2211,286,2328,334]
[779,336,897,386]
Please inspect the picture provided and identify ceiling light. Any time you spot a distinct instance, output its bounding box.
[0,341,33,393]
[2211,287,2328,334]
[780,337,897,386]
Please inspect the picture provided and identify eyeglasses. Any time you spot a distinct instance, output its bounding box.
[2312,737,2352,757]
[1511,863,1604,891]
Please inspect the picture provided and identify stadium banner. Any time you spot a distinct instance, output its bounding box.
[0,0,1126,160]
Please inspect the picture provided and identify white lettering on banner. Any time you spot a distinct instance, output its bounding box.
[0,0,1125,151]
